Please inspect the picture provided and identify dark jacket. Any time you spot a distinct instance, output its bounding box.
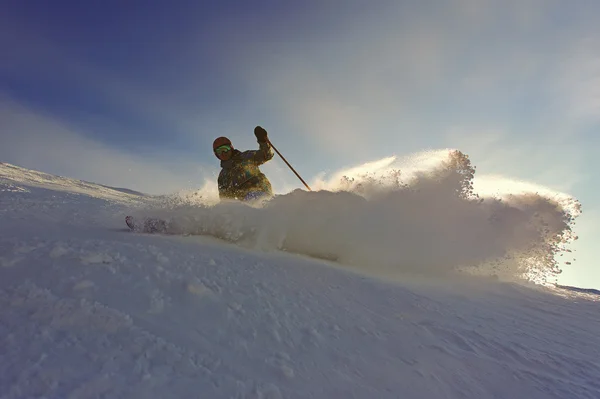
[217,141,274,200]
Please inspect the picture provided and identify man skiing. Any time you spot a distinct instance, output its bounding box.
[213,126,274,202]
[126,126,302,232]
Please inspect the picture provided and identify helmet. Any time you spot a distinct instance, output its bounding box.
[213,137,232,151]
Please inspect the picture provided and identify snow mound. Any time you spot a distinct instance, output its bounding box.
[1,156,598,399]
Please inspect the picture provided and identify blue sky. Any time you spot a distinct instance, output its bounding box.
[1,0,599,287]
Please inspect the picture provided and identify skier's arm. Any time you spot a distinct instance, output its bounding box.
[250,141,274,165]
[250,125,274,165]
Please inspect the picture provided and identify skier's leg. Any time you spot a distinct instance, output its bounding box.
[243,191,271,203]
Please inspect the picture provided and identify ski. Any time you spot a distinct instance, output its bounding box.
[125,216,169,234]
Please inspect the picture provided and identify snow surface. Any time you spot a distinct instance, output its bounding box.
[1,158,598,399]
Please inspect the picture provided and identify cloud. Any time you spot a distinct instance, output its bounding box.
[444,127,585,193]
[558,207,600,289]
[225,3,462,154]
[0,96,214,195]
[558,43,600,123]
[231,0,589,160]
[0,10,228,148]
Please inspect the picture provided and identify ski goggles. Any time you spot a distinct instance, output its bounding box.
[214,145,232,156]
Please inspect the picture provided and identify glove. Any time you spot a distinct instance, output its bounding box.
[254,126,268,143]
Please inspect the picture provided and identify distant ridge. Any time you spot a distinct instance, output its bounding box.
[0,161,148,198]
[95,184,147,197]
[555,284,600,297]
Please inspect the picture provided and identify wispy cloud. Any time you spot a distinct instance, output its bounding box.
[445,127,586,193]
[0,10,228,148]
[230,0,597,161]
[0,96,214,194]
[558,41,600,123]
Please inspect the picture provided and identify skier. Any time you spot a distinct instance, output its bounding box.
[213,126,274,202]
[126,126,303,232]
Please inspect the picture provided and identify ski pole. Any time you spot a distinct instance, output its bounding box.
[267,138,312,191]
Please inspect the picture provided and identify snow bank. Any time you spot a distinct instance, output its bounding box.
[1,156,598,399]
[127,150,581,284]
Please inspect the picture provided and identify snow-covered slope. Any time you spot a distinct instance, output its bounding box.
[1,161,598,399]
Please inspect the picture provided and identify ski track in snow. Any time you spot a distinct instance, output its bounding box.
[1,164,599,399]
